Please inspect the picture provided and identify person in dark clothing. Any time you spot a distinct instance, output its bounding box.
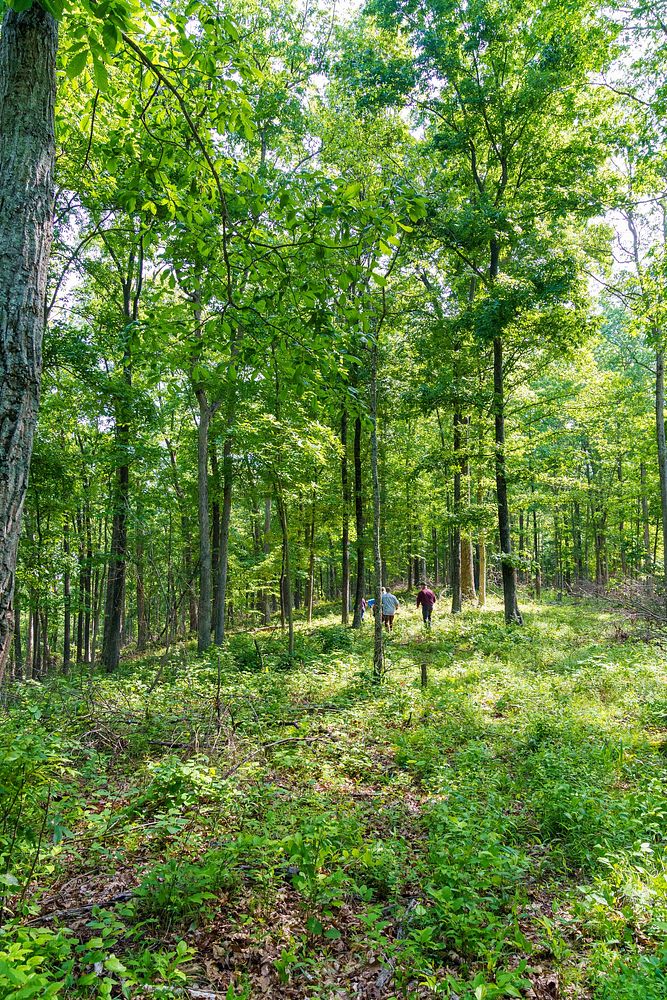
[416,582,437,626]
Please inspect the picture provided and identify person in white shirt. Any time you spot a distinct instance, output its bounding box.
[381,587,400,631]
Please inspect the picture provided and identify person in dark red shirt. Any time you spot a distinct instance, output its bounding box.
[416,582,437,626]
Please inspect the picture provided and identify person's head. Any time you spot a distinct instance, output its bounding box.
[382,586,386,593]
[420,582,427,590]
[385,586,392,594]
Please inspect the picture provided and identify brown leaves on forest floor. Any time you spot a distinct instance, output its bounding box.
[191,885,406,999]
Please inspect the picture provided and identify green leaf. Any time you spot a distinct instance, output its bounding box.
[102,22,120,54]
[92,56,109,92]
[103,956,126,974]
[66,49,89,79]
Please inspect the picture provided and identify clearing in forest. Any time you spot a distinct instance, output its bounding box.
[3,597,667,999]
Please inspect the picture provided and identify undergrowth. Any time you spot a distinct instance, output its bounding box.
[1,593,667,998]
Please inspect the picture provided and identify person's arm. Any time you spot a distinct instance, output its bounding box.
[416,592,421,607]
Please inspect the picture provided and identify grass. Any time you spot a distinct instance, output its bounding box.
[2,592,667,998]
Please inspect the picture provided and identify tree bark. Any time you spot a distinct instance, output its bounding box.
[196,388,212,652]
[306,498,316,624]
[352,415,365,628]
[13,591,22,679]
[451,409,462,614]
[370,342,384,681]
[493,332,522,624]
[656,347,667,600]
[641,462,652,575]
[214,395,235,645]
[276,487,294,658]
[341,410,350,624]
[263,496,272,624]
[0,6,58,681]
[63,518,71,670]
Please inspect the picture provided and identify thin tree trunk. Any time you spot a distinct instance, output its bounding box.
[13,592,22,679]
[102,241,142,671]
[352,415,365,628]
[641,462,652,575]
[276,487,294,657]
[214,397,235,645]
[63,518,71,670]
[0,6,58,681]
[460,418,476,602]
[341,410,350,624]
[196,389,212,652]
[101,447,129,671]
[370,342,384,681]
[263,496,272,625]
[451,409,462,614]
[533,509,541,600]
[476,423,487,608]
[656,347,667,600]
[306,499,316,624]
[493,331,522,624]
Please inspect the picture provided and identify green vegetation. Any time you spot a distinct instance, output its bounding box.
[4,0,667,995]
[2,598,667,997]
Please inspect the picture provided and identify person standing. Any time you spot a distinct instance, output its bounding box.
[416,582,437,627]
[381,587,400,631]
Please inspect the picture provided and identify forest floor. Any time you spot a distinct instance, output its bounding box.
[3,594,667,999]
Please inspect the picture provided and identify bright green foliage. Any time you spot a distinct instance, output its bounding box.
[3,600,667,995]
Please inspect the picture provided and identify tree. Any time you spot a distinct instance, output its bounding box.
[0,3,58,680]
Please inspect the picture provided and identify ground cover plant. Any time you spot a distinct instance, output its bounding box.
[1,595,667,997]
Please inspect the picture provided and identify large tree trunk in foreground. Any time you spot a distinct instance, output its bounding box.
[0,6,58,682]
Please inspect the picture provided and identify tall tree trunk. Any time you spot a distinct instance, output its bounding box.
[370,342,384,681]
[196,389,212,652]
[490,238,522,624]
[276,487,294,658]
[214,398,235,645]
[460,418,476,602]
[25,592,33,679]
[451,409,462,614]
[306,498,316,624]
[102,453,129,671]
[341,410,350,624]
[0,6,58,681]
[656,347,667,600]
[533,509,541,600]
[101,240,142,672]
[641,462,652,575]
[476,424,487,608]
[263,496,272,625]
[13,592,22,679]
[211,475,220,633]
[493,332,522,624]
[84,508,93,662]
[352,415,365,628]
[63,518,71,670]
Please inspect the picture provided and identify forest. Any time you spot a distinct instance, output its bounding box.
[2,0,667,995]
